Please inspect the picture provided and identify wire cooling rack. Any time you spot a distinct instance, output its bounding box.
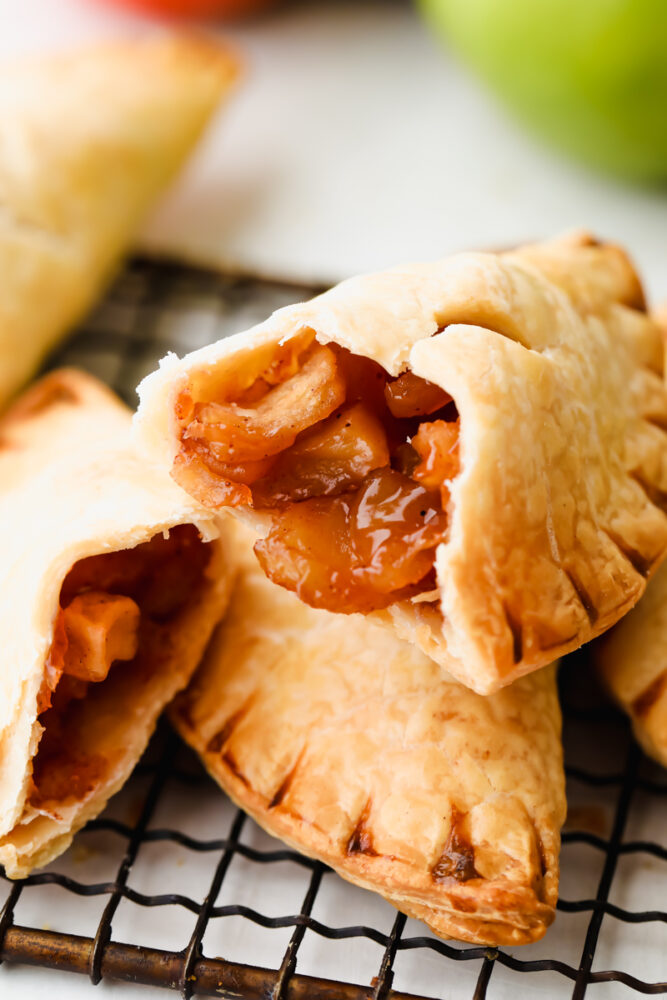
[1,259,666,1000]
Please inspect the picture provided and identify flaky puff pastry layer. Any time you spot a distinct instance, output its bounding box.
[0,35,237,409]
[136,231,667,694]
[0,370,235,878]
[172,530,566,946]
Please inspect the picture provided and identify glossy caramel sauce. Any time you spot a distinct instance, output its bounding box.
[174,341,460,614]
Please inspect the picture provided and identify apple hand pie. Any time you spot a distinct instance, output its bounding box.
[135,231,667,695]
[596,560,667,767]
[0,370,235,879]
[172,528,565,946]
[0,35,237,409]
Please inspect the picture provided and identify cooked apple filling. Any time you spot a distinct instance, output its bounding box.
[173,335,459,614]
[31,525,210,807]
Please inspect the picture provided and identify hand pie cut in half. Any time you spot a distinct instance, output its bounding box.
[0,35,237,409]
[596,560,667,768]
[0,370,235,878]
[172,528,566,946]
[135,231,667,694]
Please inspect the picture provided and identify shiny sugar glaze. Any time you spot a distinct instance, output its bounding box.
[174,342,460,612]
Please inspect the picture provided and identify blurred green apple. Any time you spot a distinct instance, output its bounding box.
[418,0,667,182]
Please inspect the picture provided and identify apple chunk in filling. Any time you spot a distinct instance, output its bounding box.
[31,525,211,808]
[172,338,460,613]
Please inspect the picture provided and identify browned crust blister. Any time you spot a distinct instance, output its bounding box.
[171,531,565,946]
[136,231,667,694]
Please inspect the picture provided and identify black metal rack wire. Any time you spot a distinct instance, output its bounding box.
[1,259,666,999]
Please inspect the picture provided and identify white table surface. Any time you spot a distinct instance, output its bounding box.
[1,2,666,998]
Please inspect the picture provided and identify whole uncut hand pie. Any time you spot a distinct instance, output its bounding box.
[135,231,667,694]
[594,310,667,768]
[596,560,667,768]
[596,351,667,769]
[0,370,235,878]
[0,35,237,409]
[172,528,565,947]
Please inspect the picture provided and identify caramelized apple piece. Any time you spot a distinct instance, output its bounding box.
[61,592,140,682]
[349,468,448,588]
[255,468,447,613]
[172,447,254,508]
[255,495,357,609]
[37,525,211,711]
[169,342,462,616]
[38,593,139,713]
[176,334,317,429]
[412,419,460,506]
[385,372,452,419]
[183,344,346,464]
[199,449,276,485]
[257,336,313,388]
[253,403,390,505]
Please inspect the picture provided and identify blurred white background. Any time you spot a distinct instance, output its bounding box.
[1,0,666,298]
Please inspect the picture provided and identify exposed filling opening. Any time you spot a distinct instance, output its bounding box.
[172,333,459,614]
[30,525,211,810]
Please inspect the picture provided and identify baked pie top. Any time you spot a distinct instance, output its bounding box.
[136,231,667,694]
[173,529,565,946]
[0,36,237,408]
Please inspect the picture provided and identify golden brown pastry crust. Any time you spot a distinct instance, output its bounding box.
[0,35,237,409]
[136,231,667,694]
[594,308,667,767]
[0,370,235,878]
[172,531,565,946]
[596,559,667,767]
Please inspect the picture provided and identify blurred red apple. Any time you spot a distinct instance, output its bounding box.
[109,0,277,19]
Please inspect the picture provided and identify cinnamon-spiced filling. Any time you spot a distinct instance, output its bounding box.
[173,334,460,614]
[31,525,210,808]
